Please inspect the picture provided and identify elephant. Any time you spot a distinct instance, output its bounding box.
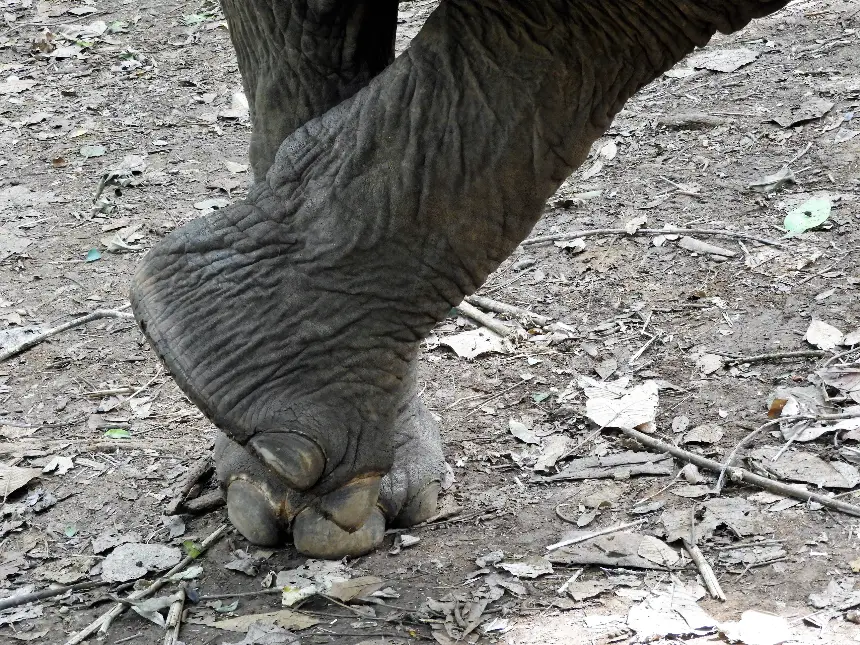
[130,0,788,559]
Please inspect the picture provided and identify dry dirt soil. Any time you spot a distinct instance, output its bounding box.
[1,0,859,644]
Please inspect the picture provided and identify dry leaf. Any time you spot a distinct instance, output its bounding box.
[327,576,384,603]
[806,319,844,350]
[439,328,509,359]
[0,465,41,496]
[584,380,659,430]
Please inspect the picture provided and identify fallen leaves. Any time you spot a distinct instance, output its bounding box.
[688,47,759,73]
[583,378,658,431]
[541,451,673,482]
[102,543,182,582]
[0,465,41,496]
[772,97,835,128]
[0,228,32,262]
[0,76,37,95]
[750,447,860,488]
[439,328,509,359]
[496,556,553,579]
[191,611,316,634]
[784,197,831,235]
[806,319,844,350]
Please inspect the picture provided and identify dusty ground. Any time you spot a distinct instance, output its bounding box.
[1,0,859,643]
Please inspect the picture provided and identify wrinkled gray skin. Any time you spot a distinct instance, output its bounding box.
[130,0,786,558]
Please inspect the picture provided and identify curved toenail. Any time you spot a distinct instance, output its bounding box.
[317,475,382,532]
[292,506,385,559]
[397,480,440,527]
[226,480,283,546]
[249,433,326,491]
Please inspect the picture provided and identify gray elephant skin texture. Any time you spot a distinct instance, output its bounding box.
[129,0,788,558]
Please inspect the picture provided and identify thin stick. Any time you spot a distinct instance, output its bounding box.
[557,569,583,596]
[182,490,225,514]
[123,366,163,404]
[683,540,726,601]
[165,456,215,515]
[522,227,785,248]
[714,419,783,494]
[197,588,283,602]
[546,518,646,552]
[724,350,827,366]
[455,301,513,337]
[0,309,135,362]
[465,295,551,326]
[163,588,185,645]
[617,427,860,517]
[824,349,860,367]
[63,524,228,645]
[787,142,813,167]
[0,580,106,611]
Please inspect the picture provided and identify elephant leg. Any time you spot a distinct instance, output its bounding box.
[133,0,786,558]
[221,0,399,180]
[213,363,443,552]
[215,0,444,553]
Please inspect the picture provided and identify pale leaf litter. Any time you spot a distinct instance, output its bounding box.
[267,330,860,642]
[0,3,859,645]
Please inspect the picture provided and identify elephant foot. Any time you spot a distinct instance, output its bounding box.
[213,387,443,557]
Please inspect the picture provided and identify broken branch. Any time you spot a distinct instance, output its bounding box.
[63,524,229,645]
[522,227,785,248]
[617,427,860,518]
[723,350,827,366]
[683,539,726,601]
[0,309,135,362]
[465,295,552,326]
[546,518,646,552]
[455,301,514,337]
[0,580,106,611]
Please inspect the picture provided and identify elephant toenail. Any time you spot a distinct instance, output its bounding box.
[249,433,326,491]
[317,475,382,532]
[226,480,283,546]
[397,480,440,527]
[292,506,385,559]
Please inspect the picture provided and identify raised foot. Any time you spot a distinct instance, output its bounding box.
[213,392,444,557]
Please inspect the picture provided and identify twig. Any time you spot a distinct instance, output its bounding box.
[0,580,106,611]
[319,594,374,618]
[723,350,827,366]
[460,377,531,419]
[197,589,283,602]
[455,301,514,337]
[824,349,860,367]
[683,540,726,601]
[0,309,135,362]
[63,524,229,645]
[557,569,583,596]
[522,227,785,248]
[617,427,860,517]
[546,519,647,552]
[165,456,215,515]
[182,490,225,514]
[632,478,679,506]
[83,387,135,397]
[123,366,164,405]
[465,295,551,326]
[787,142,813,167]
[714,419,783,494]
[629,333,658,365]
[163,589,185,645]
[796,258,844,286]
